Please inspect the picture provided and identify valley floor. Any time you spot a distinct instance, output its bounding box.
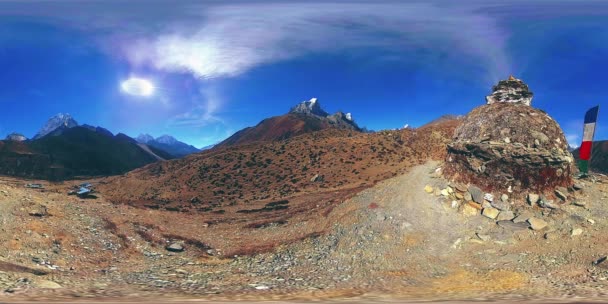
[1,162,608,303]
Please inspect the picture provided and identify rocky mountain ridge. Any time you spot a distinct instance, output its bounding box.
[217,98,361,148]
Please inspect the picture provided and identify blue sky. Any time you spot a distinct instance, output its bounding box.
[1,1,608,148]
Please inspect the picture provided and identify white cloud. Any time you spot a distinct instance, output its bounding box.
[123,2,511,82]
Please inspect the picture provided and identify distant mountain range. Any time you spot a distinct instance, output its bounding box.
[0,113,200,180]
[136,134,200,158]
[216,97,361,148]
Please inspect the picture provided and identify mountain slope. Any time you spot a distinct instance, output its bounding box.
[216,98,361,148]
[0,126,173,180]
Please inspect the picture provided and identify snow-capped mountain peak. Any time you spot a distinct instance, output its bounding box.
[136,133,155,144]
[155,135,178,145]
[289,97,329,117]
[34,113,78,139]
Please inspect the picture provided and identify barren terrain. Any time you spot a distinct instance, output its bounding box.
[1,160,607,302]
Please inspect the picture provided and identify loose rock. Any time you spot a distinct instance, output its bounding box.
[528,193,540,205]
[527,217,548,230]
[424,185,434,193]
[555,187,568,201]
[468,186,484,204]
[571,228,583,237]
[482,207,500,219]
[166,242,185,252]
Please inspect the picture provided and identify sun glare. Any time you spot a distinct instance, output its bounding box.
[121,77,155,97]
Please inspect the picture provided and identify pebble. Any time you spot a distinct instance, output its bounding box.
[573,201,587,207]
[255,285,270,290]
[440,189,450,197]
[476,233,491,241]
[424,185,434,193]
[513,211,533,223]
[527,217,548,230]
[544,231,559,240]
[500,194,508,202]
[571,228,583,237]
[166,243,185,252]
[528,193,540,205]
[484,193,494,202]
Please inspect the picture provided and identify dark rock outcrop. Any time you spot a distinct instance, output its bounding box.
[444,77,573,195]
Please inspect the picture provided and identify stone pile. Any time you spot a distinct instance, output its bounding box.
[444,76,574,196]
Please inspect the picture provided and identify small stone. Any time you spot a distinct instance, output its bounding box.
[504,137,511,143]
[447,186,454,194]
[484,193,494,202]
[544,231,559,240]
[451,200,460,209]
[528,193,540,205]
[424,185,434,193]
[311,174,320,182]
[468,186,484,204]
[571,228,583,236]
[36,280,62,289]
[482,207,500,219]
[28,204,48,217]
[555,187,568,201]
[440,188,450,197]
[588,218,596,225]
[573,183,583,191]
[539,197,560,209]
[467,201,483,210]
[527,217,548,230]
[500,194,509,202]
[481,201,493,209]
[461,204,479,216]
[455,192,464,199]
[255,285,270,290]
[573,201,587,207]
[497,210,515,221]
[434,188,441,196]
[593,256,608,268]
[476,233,491,241]
[166,242,185,252]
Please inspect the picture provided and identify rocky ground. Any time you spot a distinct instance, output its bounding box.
[1,162,608,302]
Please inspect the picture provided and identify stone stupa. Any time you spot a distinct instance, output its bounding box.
[443,76,574,195]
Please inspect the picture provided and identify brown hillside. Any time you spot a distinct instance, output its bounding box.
[98,118,459,226]
[216,113,359,148]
